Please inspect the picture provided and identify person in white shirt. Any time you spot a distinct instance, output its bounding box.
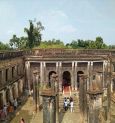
[14,98,18,110]
[70,101,73,112]
[64,100,68,111]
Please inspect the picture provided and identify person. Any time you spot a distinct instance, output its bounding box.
[70,100,74,112]
[70,97,73,102]
[64,99,68,111]
[67,97,70,108]
[14,98,18,110]
[3,105,7,117]
[20,118,25,123]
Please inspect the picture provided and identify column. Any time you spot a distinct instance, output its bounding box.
[56,62,59,73]
[9,87,13,102]
[40,62,44,86]
[75,61,77,90]
[59,62,62,91]
[25,61,31,91]
[3,90,6,105]
[71,61,75,90]
[44,62,46,82]
[15,82,18,98]
[90,61,93,88]
[103,61,107,88]
[87,62,90,90]
[42,96,56,123]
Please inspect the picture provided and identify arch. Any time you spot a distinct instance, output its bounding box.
[48,71,56,87]
[63,71,71,87]
[77,71,84,89]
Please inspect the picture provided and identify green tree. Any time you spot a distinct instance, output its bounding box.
[9,35,19,48]
[38,39,65,48]
[9,35,28,49]
[95,36,107,49]
[24,20,44,49]
[0,41,10,50]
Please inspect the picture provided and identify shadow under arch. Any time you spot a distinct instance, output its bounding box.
[62,71,71,87]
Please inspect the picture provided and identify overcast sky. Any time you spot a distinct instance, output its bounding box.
[0,0,115,45]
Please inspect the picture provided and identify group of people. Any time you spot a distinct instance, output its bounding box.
[63,97,74,112]
[0,98,18,121]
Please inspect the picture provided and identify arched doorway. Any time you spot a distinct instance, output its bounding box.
[77,71,84,89]
[63,71,71,87]
[48,71,56,87]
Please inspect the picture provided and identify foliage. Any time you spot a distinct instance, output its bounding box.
[108,45,115,49]
[0,41,11,50]
[9,35,28,49]
[24,20,44,49]
[38,39,66,48]
[66,37,108,49]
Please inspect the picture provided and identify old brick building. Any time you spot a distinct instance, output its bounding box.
[0,49,115,109]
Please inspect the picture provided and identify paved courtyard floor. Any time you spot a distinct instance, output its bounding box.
[4,94,115,123]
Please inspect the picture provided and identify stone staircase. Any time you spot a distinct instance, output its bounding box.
[59,92,80,113]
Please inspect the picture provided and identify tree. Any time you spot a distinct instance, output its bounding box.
[24,20,44,49]
[9,35,19,48]
[9,35,28,49]
[95,36,107,49]
[0,41,10,50]
[38,39,65,48]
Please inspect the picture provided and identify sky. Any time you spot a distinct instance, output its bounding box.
[0,0,115,45]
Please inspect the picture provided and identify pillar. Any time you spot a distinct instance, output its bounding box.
[10,87,14,102]
[40,62,44,85]
[42,96,56,123]
[71,61,74,90]
[59,62,62,91]
[56,62,59,73]
[90,61,93,84]
[87,62,90,90]
[79,75,87,123]
[75,61,78,90]
[15,82,18,98]
[3,90,6,105]
[103,61,107,88]
[43,62,46,82]
[25,61,31,91]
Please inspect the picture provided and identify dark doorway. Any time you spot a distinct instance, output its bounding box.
[63,71,71,87]
[49,71,56,87]
[77,71,84,89]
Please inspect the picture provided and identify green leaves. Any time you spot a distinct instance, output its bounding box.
[38,39,66,49]
[0,41,10,50]
[9,35,28,49]
[66,37,108,49]
[24,20,44,49]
